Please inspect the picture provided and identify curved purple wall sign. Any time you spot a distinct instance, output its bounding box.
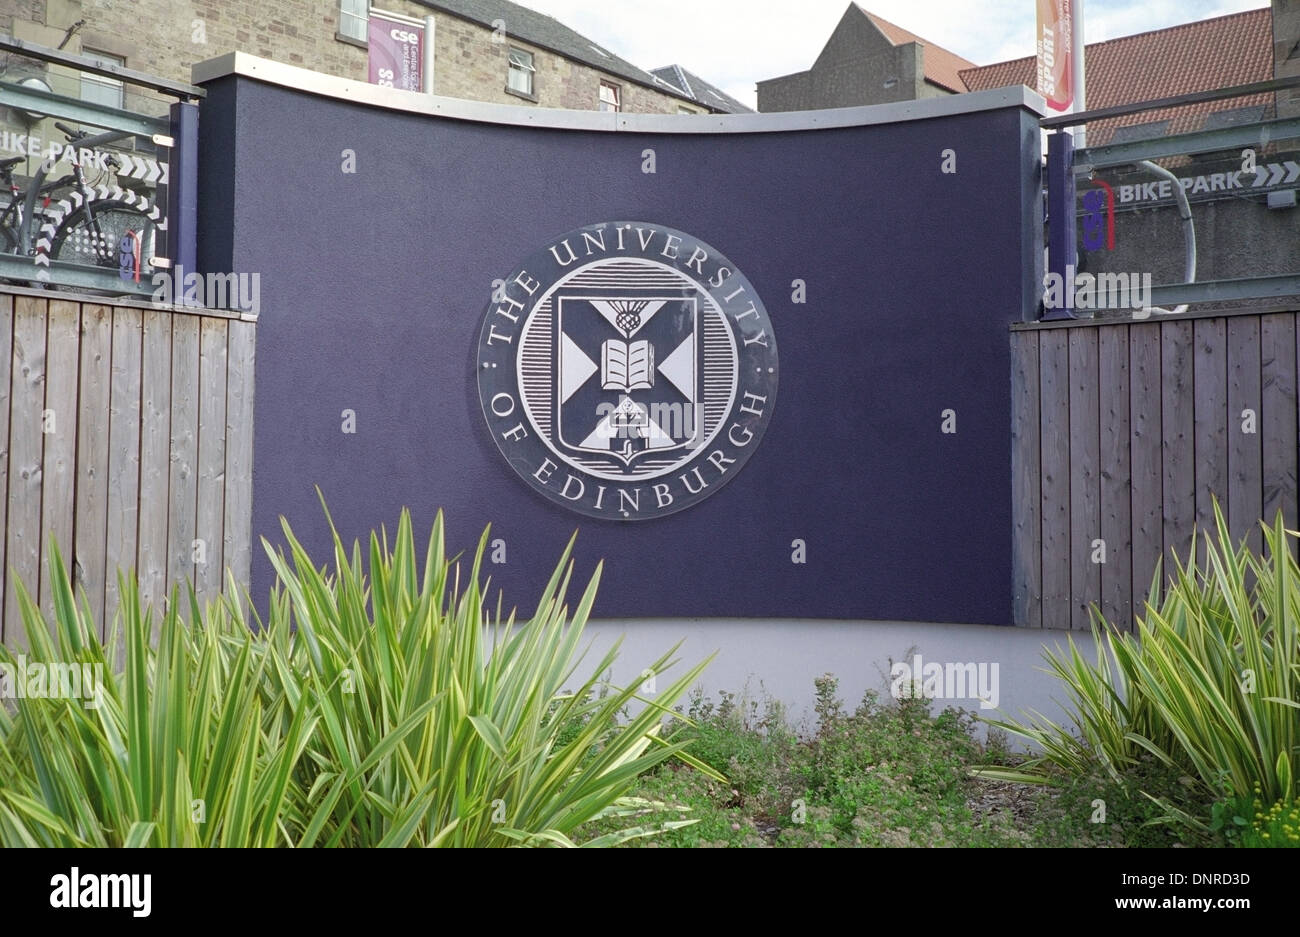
[477,221,779,520]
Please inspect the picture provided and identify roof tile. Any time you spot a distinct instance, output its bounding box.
[959,9,1273,144]
[858,6,976,93]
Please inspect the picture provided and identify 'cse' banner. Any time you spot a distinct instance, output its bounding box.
[368,10,424,92]
[1036,0,1073,111]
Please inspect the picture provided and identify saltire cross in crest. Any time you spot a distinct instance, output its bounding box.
[555,293,701,467]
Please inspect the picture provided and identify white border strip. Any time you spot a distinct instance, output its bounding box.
[193,51,1047,134]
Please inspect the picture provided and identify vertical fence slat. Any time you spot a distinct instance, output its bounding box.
[1161,320,1195,573]
[1130,322,1163,619]
[74,305,112,632]
[1262,313,1298,546]
[39,301,80,620]
[1011,331,1042,628]
[6,298,47,642]
[1193,318,1228,559]
[0,296,12,638]
[137,309,172,624]
[195,318,228,611]
[1068,328,1100,630]
[167,317,200,608]
[1039,330,1071,629]
[224,319,256,605]
[1228,316,1263,555]
[106,307,143,634]
[1098,325,1131,630]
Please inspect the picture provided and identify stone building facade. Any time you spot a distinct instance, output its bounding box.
[758,4,972,112]
[0,0,741,115]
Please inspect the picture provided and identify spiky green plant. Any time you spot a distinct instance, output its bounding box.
[0,505,717,847]
[980,501,1300,829]
[0,551,315,846]
[262,502,718,846]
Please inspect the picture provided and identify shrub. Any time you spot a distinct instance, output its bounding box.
[0,503,714,847]
[982,502,1300,833]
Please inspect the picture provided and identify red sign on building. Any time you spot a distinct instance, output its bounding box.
[1036,0,1073,111]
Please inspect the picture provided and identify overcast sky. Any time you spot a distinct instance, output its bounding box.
[511,0,1267,108]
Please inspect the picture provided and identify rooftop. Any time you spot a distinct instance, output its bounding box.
[960,8,1273,144]
[857,6,975,93]
[414,0,736,111]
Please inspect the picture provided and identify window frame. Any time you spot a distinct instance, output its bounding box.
[506,47,537,101]
[599,80,621,113]
[337,0,369,46]
[80,50,126,111]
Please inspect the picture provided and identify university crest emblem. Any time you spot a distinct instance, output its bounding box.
[477,222,777,519]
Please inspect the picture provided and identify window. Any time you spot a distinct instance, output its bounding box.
[599,81,620,113]
[338,0,368,44]
[507,48,535,97]
[80,51,125,111]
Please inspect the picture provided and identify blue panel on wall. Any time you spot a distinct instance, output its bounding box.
[197,76,1037,626]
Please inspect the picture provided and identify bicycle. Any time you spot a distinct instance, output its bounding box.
[0,121,164,287]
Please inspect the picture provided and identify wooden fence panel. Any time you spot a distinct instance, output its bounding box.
[0,296,12,639]
[1098,325,1131,629]
[105,308,142,632]
[40,301,79,618]
[137,309,172,624]
[1261,314,1298,550]
[1010,331,1041,628]
[1227,317,1263,556]
[75,305,112,630]
[1039,330,1071,629]
[1192,318,1227,562]
[224,320,256,610]
[0,290,256,644]
[195,318,228,611]
[5,297,46,643]
[1129,323,1163,618]
[1068,328,1100,630]
[167,317,200,608]
[1013,309,1296,631]
[1161,320,1196,571]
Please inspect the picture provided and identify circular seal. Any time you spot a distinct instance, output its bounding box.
[477,221,778,520]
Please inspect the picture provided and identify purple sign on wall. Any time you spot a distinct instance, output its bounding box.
[368,11,423,91]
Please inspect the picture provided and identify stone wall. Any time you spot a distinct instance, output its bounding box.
[0,0,701,114]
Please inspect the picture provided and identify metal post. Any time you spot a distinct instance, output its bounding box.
[1071,0,1086,148]
[423,16,436,94]
[1044,129,1076,321]
[167,100,199,279]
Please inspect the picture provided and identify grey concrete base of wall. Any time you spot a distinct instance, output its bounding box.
[583,619,1099,748]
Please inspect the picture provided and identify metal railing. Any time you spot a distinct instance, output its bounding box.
[0,35,201,296]
[1040,75,1300,321]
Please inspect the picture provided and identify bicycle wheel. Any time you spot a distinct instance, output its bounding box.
[50,201,159,279]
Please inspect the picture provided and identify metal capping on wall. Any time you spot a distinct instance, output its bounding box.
[191,51,1048,134]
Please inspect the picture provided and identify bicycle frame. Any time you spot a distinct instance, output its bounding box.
[16,126,131,255]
